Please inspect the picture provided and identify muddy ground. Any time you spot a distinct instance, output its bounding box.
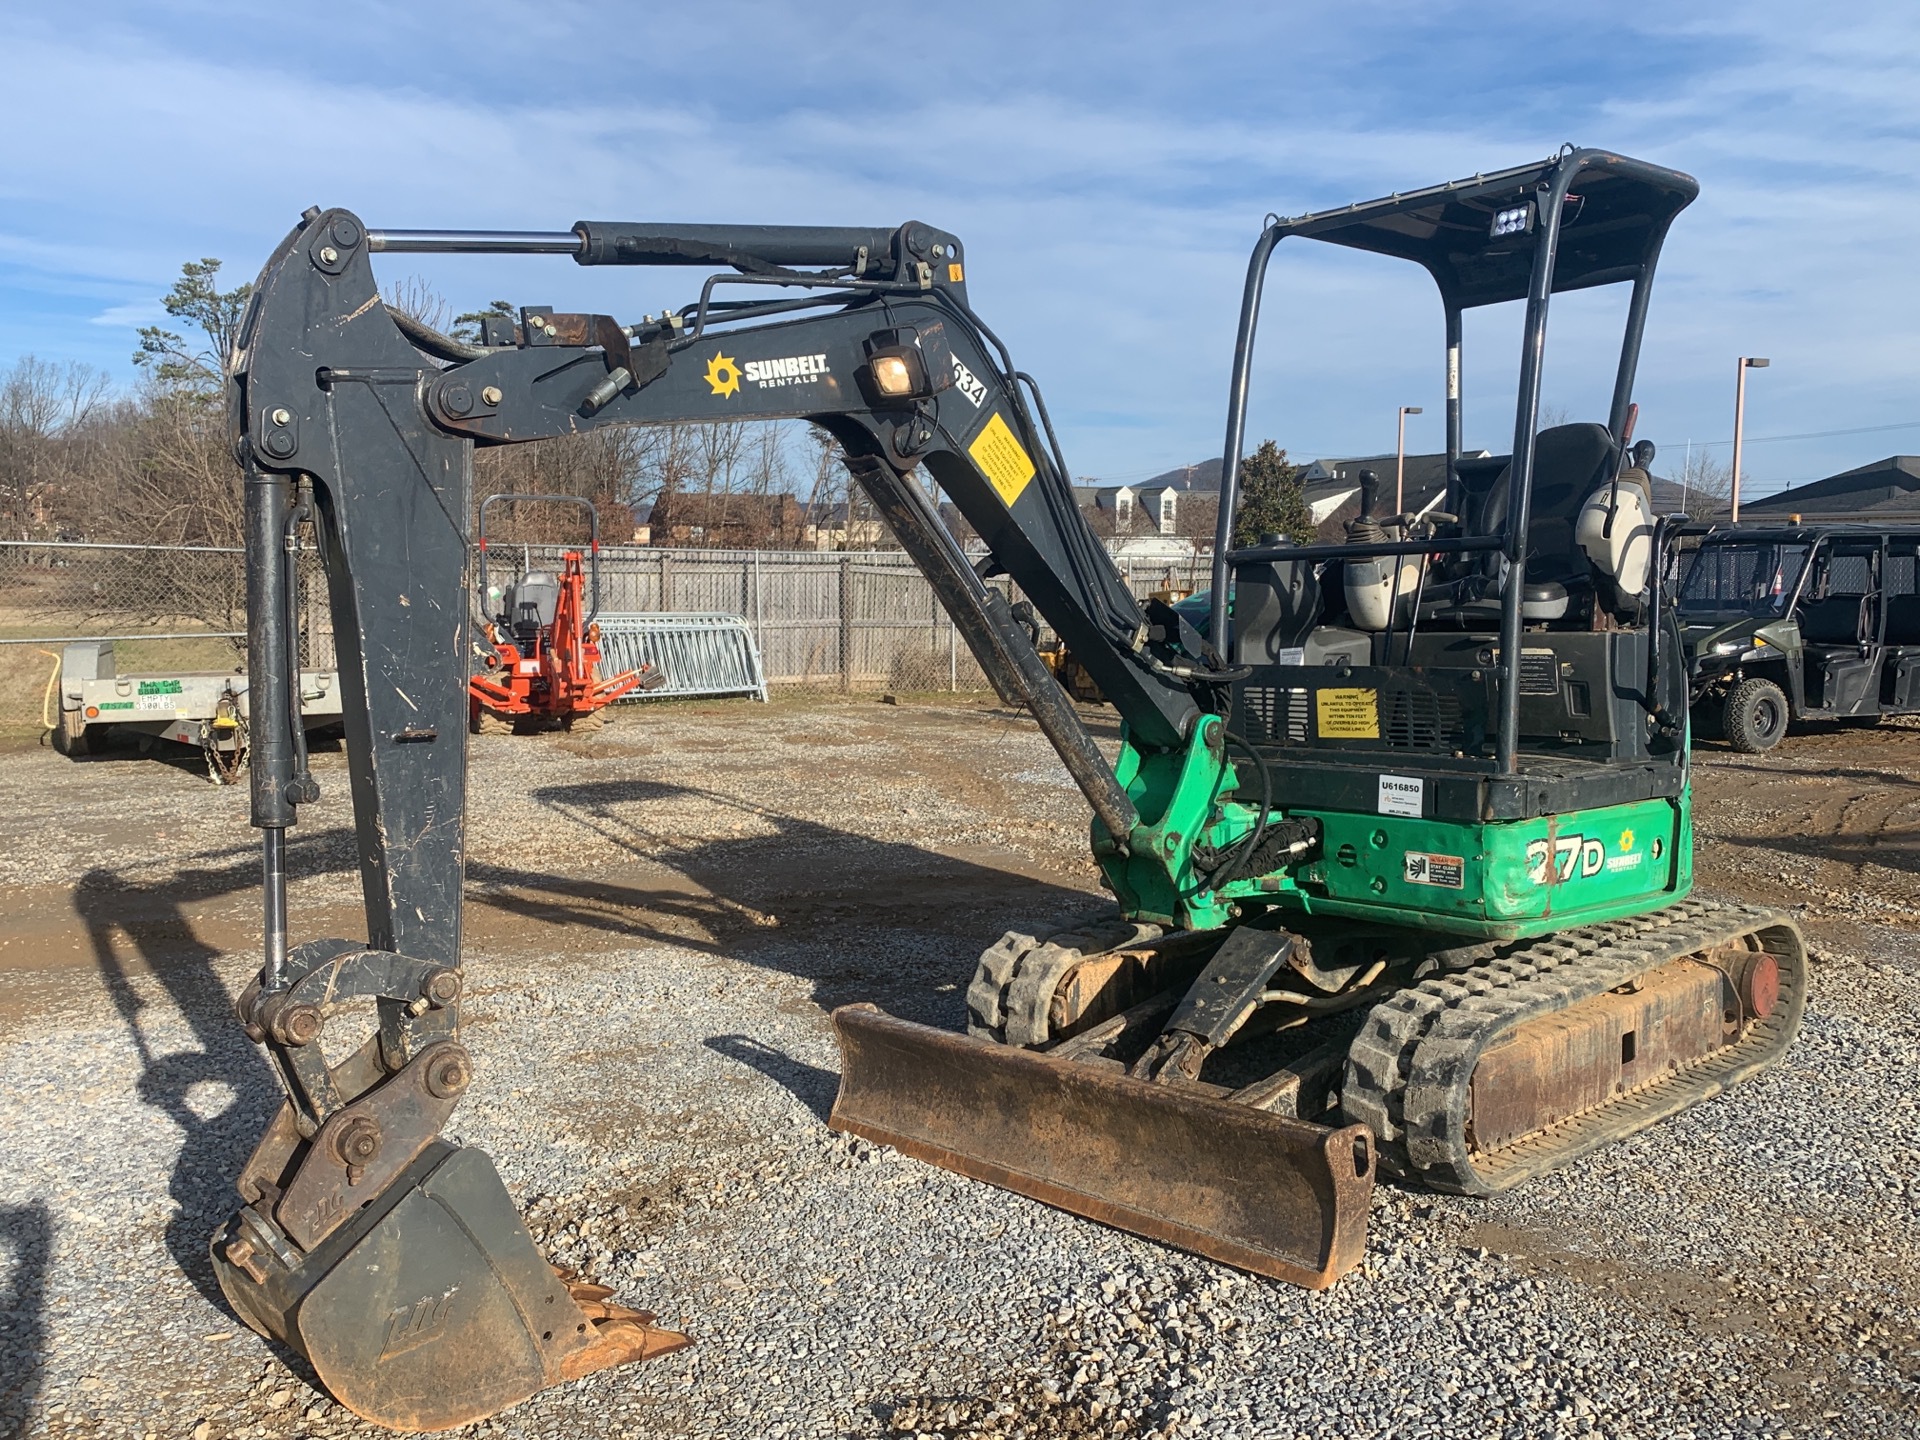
[1,696,1916,1439]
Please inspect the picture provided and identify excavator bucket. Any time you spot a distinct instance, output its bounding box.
[212,1141,688,1432]
[829,1005,1374,1289]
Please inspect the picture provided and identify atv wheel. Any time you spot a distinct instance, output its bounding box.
[1725,677,1789,753]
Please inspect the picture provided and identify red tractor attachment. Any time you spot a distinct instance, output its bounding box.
[467,494,663,733]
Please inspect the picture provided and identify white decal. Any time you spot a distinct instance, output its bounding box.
[1404,851,1465,888]
[1526,839,1551,884]
[1580,838,1605,878]
[1378,774,1424,817]
[740,353,830,390]
[1526,831,1633,884]
[951,356,988,407]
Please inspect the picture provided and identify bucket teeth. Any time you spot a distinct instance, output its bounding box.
[552,1268,692,1367]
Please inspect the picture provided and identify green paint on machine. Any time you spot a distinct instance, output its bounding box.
[1094,722,1692,941]
[1281,795,1692,938]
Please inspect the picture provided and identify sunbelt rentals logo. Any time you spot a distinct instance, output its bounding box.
[705,348,830,398]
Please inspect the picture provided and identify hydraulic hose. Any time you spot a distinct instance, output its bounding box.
[388,305,490,362]
[1218,729,1274,883]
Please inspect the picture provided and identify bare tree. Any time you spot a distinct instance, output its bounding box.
[383,274,457,334]
[1676,448,1734,507]
[0,356,110,538]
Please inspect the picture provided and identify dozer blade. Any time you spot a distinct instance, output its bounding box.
[829,1004,1374,1289]
[212,1142,688,1432]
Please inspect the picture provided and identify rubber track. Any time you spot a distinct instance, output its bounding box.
[1342,898,1807,1195]
[965,913,1142,1045]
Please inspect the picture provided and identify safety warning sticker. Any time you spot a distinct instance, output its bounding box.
[968,413,1037,508]
[1404,851,1464,888]
[1316,687,1380,739]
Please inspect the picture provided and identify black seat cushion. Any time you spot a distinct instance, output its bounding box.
[1470,423,1616,589]
[1885,594,1920,646]
[1799,594,1866,646]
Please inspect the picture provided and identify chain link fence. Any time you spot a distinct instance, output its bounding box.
[0,538,1213,730]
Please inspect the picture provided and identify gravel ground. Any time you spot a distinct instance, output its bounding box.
[1,697,1916,1440]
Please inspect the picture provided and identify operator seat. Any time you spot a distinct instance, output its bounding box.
[1434,423,1619,624]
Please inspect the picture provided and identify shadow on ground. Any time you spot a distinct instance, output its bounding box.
[703,1035,838,1123]
[0,1200,51,1437]
[72,832,354,1315]
[62,779,1091,1328]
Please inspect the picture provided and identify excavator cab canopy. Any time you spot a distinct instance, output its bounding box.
[1209,147,1700,775]
[1276,150,1698,309]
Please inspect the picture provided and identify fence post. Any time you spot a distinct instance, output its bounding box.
[660,551,673,611]
[838,554,853,692]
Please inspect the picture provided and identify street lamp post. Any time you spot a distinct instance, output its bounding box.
[1730,357,1769,523]
[1396,405,1424,514]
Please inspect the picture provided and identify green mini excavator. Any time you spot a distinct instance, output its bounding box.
[220,146,1800,1429]
[827,147,1806,1285]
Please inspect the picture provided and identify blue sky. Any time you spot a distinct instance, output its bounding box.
[2,1,1916,495]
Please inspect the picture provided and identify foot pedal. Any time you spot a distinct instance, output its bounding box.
[212,1143,688,1432]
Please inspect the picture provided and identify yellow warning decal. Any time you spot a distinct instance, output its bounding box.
[948,262,965,283]
[1316,687,1380,739]
[969,412,1036,508]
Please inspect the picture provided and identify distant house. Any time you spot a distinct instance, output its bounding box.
[805,501,891,551]
[648,491,810,548]
[1074,463,1220,537]
[1738,456,1920,523]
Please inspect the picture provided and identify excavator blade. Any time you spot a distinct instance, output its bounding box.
[211,1142,687,1432]
[829,1005,1374,1289]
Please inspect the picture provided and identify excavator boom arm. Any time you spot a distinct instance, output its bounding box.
[218,206,1228,1430]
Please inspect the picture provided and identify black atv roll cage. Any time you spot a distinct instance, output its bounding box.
[1208,147,1700,774]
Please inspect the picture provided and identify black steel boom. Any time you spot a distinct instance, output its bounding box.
[215,204,1216,1429]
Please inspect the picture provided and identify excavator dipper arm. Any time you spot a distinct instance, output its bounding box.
[218,207,1256,1430]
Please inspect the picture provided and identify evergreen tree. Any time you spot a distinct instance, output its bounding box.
[1232,440,1314,547]
[134,259,252,395]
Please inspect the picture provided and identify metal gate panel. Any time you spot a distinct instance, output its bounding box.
[596,613,768,701]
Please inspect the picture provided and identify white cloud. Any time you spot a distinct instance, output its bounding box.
[88,301,167,329]
[0,2,1916,486]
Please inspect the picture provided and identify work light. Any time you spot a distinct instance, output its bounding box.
[871,353,918,397]
[1490,203,1535,239]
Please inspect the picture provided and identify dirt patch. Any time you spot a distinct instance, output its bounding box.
[1692,718,1920,950]
[1460,1218,1919,1426]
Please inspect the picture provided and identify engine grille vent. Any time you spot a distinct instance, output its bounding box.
[1382,689,1462,751]
[1242,686,1310,744]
